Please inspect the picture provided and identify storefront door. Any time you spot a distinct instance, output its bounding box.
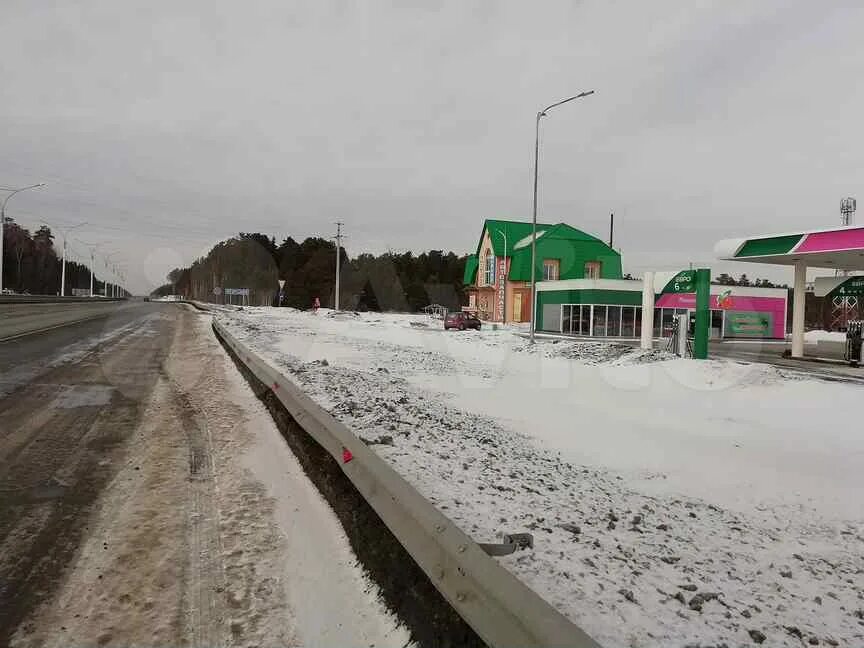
[513,292,522,322]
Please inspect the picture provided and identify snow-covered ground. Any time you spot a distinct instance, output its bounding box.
[217,307,864,648]
[804,330,848,343]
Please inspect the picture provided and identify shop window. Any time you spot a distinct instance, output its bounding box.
[634,306,642,337]
[621,306,635,337]
[572,304,585,334]
[484,252,495,285]
[592,305,607,336]
[661,308,674,336]
[580,305,591,335]
[562,304,584,334]
[543,259,559,281]
[584,261,602,279]
[607,306,621,336]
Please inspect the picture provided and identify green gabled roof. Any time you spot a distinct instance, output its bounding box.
[472,219,619,282]
[476,219,556,257]
[507,223,621,281]
[544,222,606,244]
[463,254,478,285]
[506,247,535,281]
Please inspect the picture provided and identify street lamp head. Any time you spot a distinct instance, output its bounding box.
[542,90,596,114]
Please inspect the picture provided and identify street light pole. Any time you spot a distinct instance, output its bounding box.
[79,241,110,298]
[53,221,87,297]
[61,238,68,296]
[103,252,118,298]
[0,183,45,293]
[529,91,594,343]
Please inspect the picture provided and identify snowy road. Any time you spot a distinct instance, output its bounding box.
[1,304,407,648]
[218,307,864,648]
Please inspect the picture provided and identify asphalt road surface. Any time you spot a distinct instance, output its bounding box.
[708,340,864,383]
[0,302,179,645]
[0,301,347,647]
[0,300,138,343]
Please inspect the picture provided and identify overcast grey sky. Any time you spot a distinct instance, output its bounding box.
[2,1,862,293]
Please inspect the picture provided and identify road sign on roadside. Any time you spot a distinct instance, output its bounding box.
[830,276,864,297]
[213,286,222,296]
[661,270,696,294]
[659,268,711,359]
[278,279,285,290]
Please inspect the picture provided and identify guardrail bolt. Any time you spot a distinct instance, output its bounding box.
[435,524,445,533]
[458,544,467,553]
[456,593,466,603]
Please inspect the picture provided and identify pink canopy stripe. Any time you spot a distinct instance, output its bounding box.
[796,227,864,253]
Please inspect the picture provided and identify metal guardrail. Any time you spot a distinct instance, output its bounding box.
[212,318,601,648]
[0,295,126,304]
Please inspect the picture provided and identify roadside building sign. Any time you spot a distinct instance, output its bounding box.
[725,311,773,338]
[829,276,864,298]
[659,268,711,359]
[661,270,696,294]
[717,288,734,310]
[497,258,506,321]
[224,288,250,296]
[71,288,90,297]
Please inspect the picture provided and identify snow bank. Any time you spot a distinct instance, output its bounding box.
[218,307,863,648]
[804,330,847,342]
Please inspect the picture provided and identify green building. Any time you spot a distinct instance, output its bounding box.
[463,219,621,322]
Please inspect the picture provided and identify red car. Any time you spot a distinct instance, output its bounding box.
[444,311,482,331]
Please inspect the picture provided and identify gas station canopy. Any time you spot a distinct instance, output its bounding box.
[714,225,864,271]
[715,224,864,359]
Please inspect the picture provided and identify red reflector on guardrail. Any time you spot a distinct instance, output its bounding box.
[342,447,353,464]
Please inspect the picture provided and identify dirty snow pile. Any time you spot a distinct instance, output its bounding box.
[217,308,864,648]
[804,330,847,343]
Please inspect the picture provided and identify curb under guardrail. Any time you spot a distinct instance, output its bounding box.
[212,318,601,648]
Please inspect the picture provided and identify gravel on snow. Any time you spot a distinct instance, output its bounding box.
[219,308,863,648]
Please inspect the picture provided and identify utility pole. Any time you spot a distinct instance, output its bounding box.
[334,221,343,310]
[609,213,614,249]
